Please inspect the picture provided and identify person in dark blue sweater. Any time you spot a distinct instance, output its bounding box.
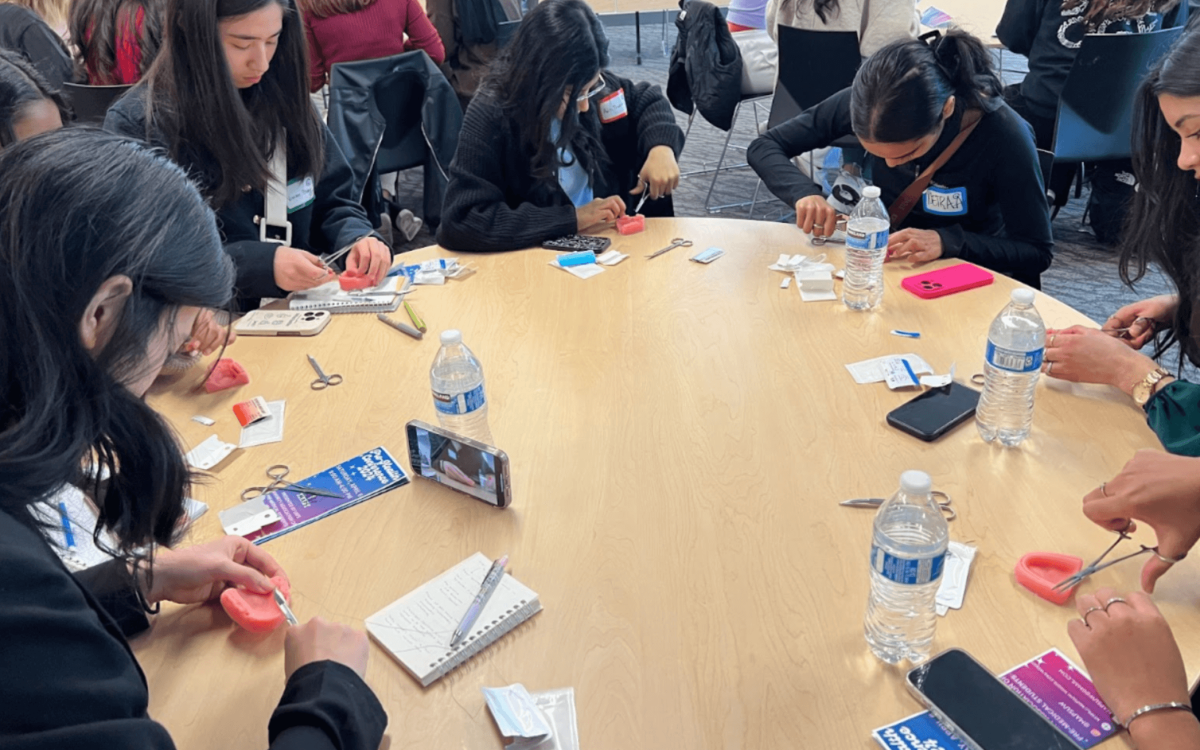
[748,31,1054,288]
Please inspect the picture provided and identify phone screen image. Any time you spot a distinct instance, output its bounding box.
[907,649,1077,750]
[887,382,981,441]
[408,425,503,506]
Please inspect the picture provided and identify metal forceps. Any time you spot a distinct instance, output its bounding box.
[646,238,693,259]
[307,354,343,390]
[241,464,342,501]
[840,491,957,521]
[1052,530,1159,591]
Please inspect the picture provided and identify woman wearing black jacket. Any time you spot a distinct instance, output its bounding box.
[0,129,385,749]
[104,0,390,309]
[436,0,685,253]
[747,31,1054,288]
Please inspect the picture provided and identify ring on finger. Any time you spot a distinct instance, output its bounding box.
[1081,606,1105,627]
[1050,333,1057,347]
[1103,597,1129,610]
[1101,482,1109,497]
[1155,551,1186,565]
[813,224,824,230]
[1047,362,1055,376]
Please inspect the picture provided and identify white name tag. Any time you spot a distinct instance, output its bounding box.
[923,186,968,216]
[287,176,315,213]
[597,88,628,124]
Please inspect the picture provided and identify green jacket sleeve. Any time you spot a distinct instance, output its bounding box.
[1145,380,1200,457]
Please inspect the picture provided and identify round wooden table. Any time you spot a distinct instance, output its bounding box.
[141,218,1196,749]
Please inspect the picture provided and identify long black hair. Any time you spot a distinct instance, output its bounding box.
[1119,25,1200,368]
[485,0,609,185]
[144,0,322,207]
[0,128,234,553]
[69,0,165,84]
[0,49,69,147]
[850,30,1002,143]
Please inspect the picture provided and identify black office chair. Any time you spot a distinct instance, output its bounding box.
[766,26,860,130]
[62,82,132,124]
[495,19,521,48]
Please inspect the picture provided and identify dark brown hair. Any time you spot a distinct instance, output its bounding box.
[296,0,372,20]
[1061,0,1179,27]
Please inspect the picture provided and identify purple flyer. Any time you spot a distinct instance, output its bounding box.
[1001,650,1117,748]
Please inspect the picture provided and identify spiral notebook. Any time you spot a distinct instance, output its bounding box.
[365,553,542,687]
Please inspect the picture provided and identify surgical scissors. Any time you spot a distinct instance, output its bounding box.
[646,238,693,259]
[241,464,343,501]
[308,354,343,390]
[1052,530,1159,592]
[840,491,956,521]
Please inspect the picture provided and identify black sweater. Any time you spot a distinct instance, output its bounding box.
[437,72,686,252]
[997,0,1166,121]
[0,507,387,750]
[747,88,1054,288]
[0,4,73,88]
[104,87,386,309]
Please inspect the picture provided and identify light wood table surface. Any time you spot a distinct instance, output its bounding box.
[141,218,1197,749]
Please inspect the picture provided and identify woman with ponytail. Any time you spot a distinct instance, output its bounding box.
[0,129,385,749]
[748,30,1054,288]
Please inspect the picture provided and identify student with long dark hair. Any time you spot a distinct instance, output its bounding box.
[747,31,1054,288]
[766,0,917,56]
[69,0,165,84]
[0,49,68,146]
[104,0,391,309]
[0,129,386,748]
[436,0,685,253]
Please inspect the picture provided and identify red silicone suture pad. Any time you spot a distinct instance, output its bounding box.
[204,358,250,393]
[220,576,291,633]
[1015,552,1084,605]
[616,214,645,235]
[338,270,373,291]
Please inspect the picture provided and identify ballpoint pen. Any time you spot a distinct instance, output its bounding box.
[274,588,299,626]
[450,554,508,648]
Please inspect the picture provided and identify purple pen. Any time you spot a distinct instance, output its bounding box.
[449,554,508,648]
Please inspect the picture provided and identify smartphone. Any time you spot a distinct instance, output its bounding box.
[887,382,981,442]
[234,309,331,336]
[405,419,511,508]
[902,264,995,300]
[906,649,1078,750]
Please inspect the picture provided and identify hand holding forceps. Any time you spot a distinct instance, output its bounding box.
[241,465,342,501]
[840,491,956,521]
[307,354,342,390]
[646,238,692,259]
[1052,527,1180,592]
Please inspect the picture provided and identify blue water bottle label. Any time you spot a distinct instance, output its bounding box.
[985,342,1044,373]
[846,228,888,251]
[870,546,946,585]
[433,384,486,415]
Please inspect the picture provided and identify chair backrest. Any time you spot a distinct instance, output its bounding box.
[1051,26,1183,162]
[767,26,860,130]
[62,82,132,124]
[495,19,521,48]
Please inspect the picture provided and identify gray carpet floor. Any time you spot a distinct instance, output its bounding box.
[390,20,1183,367]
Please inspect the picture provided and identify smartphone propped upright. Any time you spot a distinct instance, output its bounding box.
[906,649,1078,750]
[887,382,981,442]
[405,419,511,508]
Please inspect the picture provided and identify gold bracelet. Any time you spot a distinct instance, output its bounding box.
[1122,702,1192,728]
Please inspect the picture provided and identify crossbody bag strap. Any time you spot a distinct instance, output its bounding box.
[887,109,983,230]
[259,129,293,246]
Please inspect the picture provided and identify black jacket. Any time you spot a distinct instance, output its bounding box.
[104,87,386,309]
[326,50,463,230]
[667,0,743,131]
[437,71,686,252]
[747,88,1054,288]
[0,4,73,88]
[0,507,387,749]
[997,0,1169,121]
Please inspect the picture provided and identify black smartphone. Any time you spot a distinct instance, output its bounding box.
[886,382,982,442]
[405,419,511,508]
[906,649,1078,750]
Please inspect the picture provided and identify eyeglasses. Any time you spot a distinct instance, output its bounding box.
[575,78,605,102]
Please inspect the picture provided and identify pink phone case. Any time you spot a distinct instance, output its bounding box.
[901,264,995,300]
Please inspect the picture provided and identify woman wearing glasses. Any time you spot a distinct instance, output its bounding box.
[436,0,684,252]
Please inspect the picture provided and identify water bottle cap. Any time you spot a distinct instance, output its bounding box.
[440,329,462,346]
[862,185,881,199]
[1011,289,1035,306]
[899,470,932,495]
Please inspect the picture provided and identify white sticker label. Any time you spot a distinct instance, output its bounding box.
[287,176,315,212]
[597,88,628,123]
[923,186,968,216]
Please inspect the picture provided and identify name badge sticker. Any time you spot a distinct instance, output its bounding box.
[598,88,628,123]
[923,185,968,216]
[287,176,315,213]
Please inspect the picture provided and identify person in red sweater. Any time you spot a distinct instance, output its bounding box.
[301,0,444,93]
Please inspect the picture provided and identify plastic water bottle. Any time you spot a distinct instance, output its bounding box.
[864,470,949,665]
[430,329,492,442]
[976,289,1046,447]
[842,185,889,311]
